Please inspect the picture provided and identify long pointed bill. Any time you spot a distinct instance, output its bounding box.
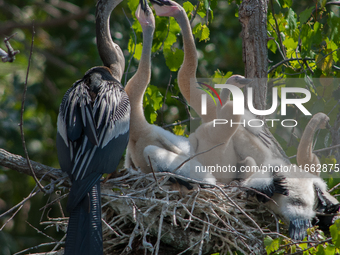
[136,0,151,25]
[149,0,172,6]
[150,0,179,16]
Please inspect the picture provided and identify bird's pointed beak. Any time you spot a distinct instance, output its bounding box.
[140,0,148,12]
[149,0,173,6]
[239,77,253,85]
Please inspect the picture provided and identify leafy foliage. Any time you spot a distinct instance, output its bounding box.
[0,0,339,254]
[264,219,340,254]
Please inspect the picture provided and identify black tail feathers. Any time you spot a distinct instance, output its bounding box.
[64,181,103,255]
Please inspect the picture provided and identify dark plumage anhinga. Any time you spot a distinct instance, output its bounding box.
[56,0,130,254]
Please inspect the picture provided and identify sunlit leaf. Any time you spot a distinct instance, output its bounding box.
[316,53,333,74]
[133,43,143,61]
[143,85,163,123]
[163,48,184,71]
[172,123,186,136]
[193,23,210,42]
[330,219,340,247]
[264,236,280,254]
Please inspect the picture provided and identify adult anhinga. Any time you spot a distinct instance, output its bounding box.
[123,0,215,184]
[297,112,330,175]
[56,0,130,254]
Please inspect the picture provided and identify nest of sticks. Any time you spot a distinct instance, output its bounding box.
[98,168,281,255]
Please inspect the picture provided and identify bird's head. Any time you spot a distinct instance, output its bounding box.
[226,75,252,88]
[136,0,155,29]
[150,0,182,17]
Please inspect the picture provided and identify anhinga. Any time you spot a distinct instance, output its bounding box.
[123,0,216,185]
[297,112,330,175]
[150,0,215,124]
[243,168,339,240]
[56,0,130,254]
[150,0,293,179]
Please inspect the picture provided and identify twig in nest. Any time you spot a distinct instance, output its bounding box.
[0,33,20,62]
[26,220,58,242]
[19,24,46,193]
[154,204,168,255]
[148,156,160,187]
[173,143,225,173]
[13,242,61,255]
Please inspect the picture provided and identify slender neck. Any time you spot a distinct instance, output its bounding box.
[175,10,197,88]
[96,0,125,81]
[297,117,322,167]
[175,9,216,123]
[125,24,154,128]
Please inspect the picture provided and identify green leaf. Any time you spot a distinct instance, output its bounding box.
[299,6,314,24]
[330,219,340,247]
[128,38,135,55]
[143,85,163,124]
[133,43,143,61]
[163,48,184,71]
[204,0,210,10]
[264,236,280,254]
[287,8,297,36]
[324,245,336,255]
[172,123,186,136]
[268,39,277,54]
[128,0,139,15]
[282,0,292,8]
[183,1,194,14]
[283,38,298,51]
[193,23,210,42]
[316,53,333,74]
[197,1,207,18]
[197,11,206,18]
[299,241,308,250]
[131,19,143,33]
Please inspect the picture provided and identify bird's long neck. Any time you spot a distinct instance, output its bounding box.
[96,0,125,81]
[175,11,216,123]
[125,25,154,130]
[297,117,321,166]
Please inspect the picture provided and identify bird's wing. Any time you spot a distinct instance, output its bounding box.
[93,81,130,148]
[243,173,288,203]
[57,78,130,183]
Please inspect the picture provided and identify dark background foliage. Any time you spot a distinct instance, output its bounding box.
[0,0,339,254]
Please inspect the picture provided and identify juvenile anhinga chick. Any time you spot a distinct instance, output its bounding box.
[150,0,216,124]
[56,0,130,254]
[243,169,339,240]
[124,0,215,184]
[149,0,287,181]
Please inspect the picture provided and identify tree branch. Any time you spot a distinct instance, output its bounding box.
[0,148,69,185]
[268,57,314,74]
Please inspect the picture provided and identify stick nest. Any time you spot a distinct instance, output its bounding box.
[99,168,281,254]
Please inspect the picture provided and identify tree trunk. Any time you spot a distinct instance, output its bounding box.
[239,0,268,111]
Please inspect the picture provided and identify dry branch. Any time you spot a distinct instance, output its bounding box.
[0,148,68,185]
